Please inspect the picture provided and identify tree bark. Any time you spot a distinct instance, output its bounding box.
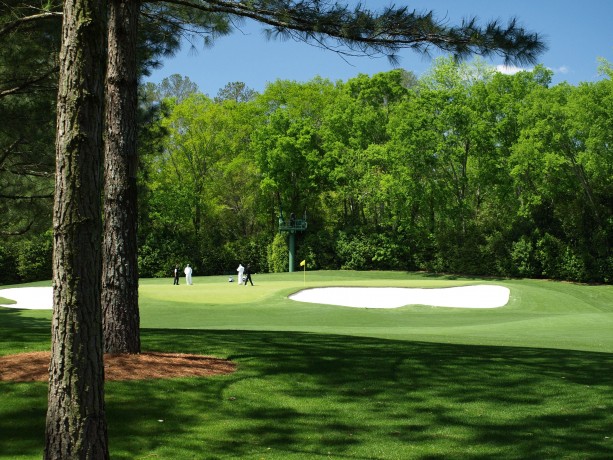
[45,0,109,458]
[102,0,141,353]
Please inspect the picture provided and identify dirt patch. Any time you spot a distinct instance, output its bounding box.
[0,351,236,382]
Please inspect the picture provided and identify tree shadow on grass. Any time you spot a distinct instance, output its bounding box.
[0,309,51,458]
[0,307,51,354]
[2,327,613,459]
[121,329,613,459]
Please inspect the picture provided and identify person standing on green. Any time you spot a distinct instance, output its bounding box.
[243,264,254,286]
[184,264,193,285]
[237,263,245,285]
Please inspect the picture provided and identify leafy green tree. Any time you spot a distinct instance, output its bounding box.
[511,75,612,281]
[419,58,500,272]
[252,77,337,240]
[468,65,553,276]
[206,99,262,241]
[215,81,257,103]
[163,94,232,236]
[320,70,411,230]
[156,73,200,101]
[142,92,262,272]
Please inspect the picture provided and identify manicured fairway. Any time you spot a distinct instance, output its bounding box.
[137,271,613,353]
[1,271,612,459]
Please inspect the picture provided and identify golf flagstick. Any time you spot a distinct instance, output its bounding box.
[300,259,306,284]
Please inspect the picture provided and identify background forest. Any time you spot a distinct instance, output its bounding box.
[2,56,612,284]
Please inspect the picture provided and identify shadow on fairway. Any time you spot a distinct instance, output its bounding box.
[2,326,612,459]
[0,307,51,353]
[112,329,613,459]
[0,308,51,458]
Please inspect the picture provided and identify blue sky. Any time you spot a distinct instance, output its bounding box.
[146,0,613,97]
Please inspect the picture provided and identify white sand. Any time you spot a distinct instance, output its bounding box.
[1,284,510,310]
[289,285,510,309]
[0,287,53,310]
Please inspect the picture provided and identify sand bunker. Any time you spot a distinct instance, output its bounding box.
[1,284,510,310]
[0,287,52,310]
[289,285,510,309]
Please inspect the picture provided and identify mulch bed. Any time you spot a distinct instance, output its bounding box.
[0,351,236,382]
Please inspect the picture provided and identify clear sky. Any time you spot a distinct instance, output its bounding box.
[145,0,613,97]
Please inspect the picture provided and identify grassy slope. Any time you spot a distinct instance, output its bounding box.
[1,271,612,459]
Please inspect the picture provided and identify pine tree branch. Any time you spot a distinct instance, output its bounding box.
[154,0,547,65]
[0,193,53,199]
[0,11,62,37]
[0,220,34,236]
[0,66,59,98]
[0,138,22,167]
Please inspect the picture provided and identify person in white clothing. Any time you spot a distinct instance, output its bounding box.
[236,263,244,285]
[184,264,193,285]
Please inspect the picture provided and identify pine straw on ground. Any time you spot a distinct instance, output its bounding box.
[0,352,236,382]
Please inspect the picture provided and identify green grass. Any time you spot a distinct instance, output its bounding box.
[1,271,613,459]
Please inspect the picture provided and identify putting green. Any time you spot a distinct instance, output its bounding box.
[3,271,612,352]
[134,272,613,353]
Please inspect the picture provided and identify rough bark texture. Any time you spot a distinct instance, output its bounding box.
[44,0,109,458]
[102,0,141,354]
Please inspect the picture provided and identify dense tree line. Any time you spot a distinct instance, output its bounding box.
[138,61,612,283]
[2,60,611,285]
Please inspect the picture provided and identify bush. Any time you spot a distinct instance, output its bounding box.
[535,233,564,279]
[245,235,272,274]
[0,244,19,285]
[198,242,236,276]
[267,233,288,273]
[138,231,194,278]
[558,247,588,282]
[511,236,536,278]
[482,230,514,277]
[336,231,405,271]
[16,231,53,282]
[532,233,591,282]
[301,230,339,270]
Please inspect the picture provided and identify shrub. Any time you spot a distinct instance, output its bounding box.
[301,230,339,270]
[16,231,53,282]
[336,231,405,271]
[267,233,288,273]
[511,236,536,278]
[0,244,19,285]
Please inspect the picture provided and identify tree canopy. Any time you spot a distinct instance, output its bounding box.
[136,61,612,282]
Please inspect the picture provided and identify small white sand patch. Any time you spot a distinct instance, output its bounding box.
[289,285,510,309]
[0,287,53,310]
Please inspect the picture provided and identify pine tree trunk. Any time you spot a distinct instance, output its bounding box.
[102,0,141,354]
[45,0,109,458]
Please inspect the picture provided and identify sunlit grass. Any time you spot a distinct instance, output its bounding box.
[1,271,612,459]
